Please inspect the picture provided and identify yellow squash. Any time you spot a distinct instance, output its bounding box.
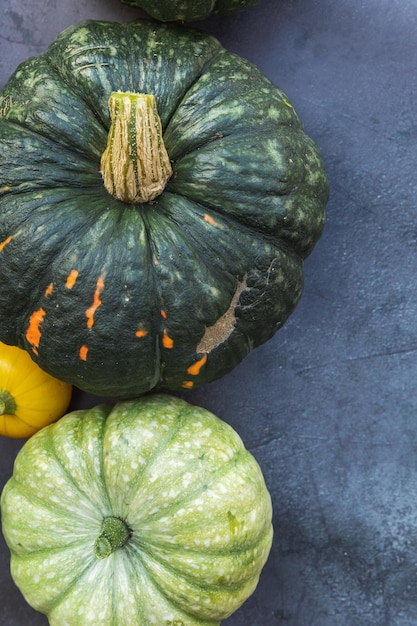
[0,342,72,438]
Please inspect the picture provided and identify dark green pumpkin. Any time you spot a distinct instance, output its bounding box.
[0,20,328,398]
[120,0,260,21]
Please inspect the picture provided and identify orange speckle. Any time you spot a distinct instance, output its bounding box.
[162,329,174,349]
[182,381,194,389]
[79,345,88,361]
[86,274,105,329]
[26,307,46,355]
[204,214,218,227]
[187,354,208,376]
[45,283,53,297]
[160,309,167,320]
[0,235,12,252]
[135,325,148,339]
[66,269,79,289]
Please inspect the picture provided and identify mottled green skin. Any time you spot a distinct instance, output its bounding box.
[1,394,273,625]
[121,0,260,22]
[0,20,328,397]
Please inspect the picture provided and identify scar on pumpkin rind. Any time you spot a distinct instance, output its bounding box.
[203,213,220,227]
[187,354,208,376]
[0,235,12,251]
[197,275,247,353]
[65,269,79,289]
[162,329,174,349]
[26,308,46,355]
[135,325,148,338]
[85,274,105,329]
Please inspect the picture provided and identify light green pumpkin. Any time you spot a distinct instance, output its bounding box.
[120,0,260,21]
[1,394,273,625]
[0,19,328,398]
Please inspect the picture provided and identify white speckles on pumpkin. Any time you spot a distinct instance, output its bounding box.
[1,395,272,625]
[216,481,228,494]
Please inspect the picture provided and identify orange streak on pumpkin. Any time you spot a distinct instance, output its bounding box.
[135,325,148,338]
[204,214,218,227]
[162,329,174,349]
[26,307,46,355]
[65,269,79,289]
[182,381,194,389]
[79,345,88,361]
[0,235,12,252]
[86,275,105,329]
[45,283,53,297]
[187,354,208,376]
[160,309,167,320]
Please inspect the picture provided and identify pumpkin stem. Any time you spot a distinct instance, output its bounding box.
[100,91,172,204]
[94,516,132,559]
[0,390,16,416]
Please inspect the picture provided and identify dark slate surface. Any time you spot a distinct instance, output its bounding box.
[1,0,417,624]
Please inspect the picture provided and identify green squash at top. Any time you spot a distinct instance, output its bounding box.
[0,19,328,398]
[1,394,273,625]
[120,0,260,21]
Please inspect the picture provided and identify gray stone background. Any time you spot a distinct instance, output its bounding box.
[1,0,417,624]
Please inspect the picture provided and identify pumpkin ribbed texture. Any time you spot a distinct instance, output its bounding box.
[0,20,328,397]
[1,394,273,625]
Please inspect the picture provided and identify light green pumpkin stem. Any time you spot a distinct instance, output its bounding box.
[100,91,172,204]
[94,516,132,559]
[0,390,16,416]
